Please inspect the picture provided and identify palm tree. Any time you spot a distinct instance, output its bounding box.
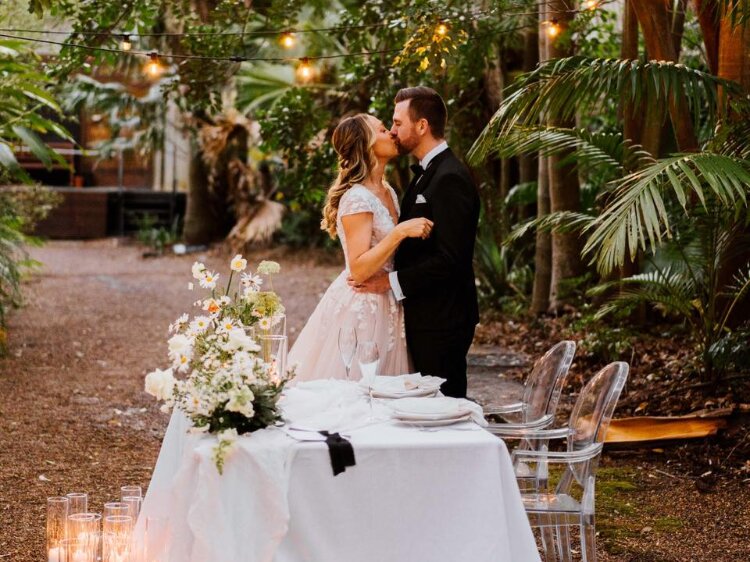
[469,55,750,383]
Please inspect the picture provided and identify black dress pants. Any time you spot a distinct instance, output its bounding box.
[406,325,476,398]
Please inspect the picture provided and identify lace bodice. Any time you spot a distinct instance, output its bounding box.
[336,184,400,272]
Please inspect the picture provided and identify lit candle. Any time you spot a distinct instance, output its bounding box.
[48,547,62,562]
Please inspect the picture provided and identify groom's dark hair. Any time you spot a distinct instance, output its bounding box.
[394,86,447,138]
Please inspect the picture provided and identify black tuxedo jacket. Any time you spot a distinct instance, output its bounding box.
[394,148,480,332]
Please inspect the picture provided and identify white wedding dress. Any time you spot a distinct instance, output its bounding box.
[288,183,411,382]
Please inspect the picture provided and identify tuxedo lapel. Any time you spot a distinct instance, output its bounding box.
[399,148,454,220]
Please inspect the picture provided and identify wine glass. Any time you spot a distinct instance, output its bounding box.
[338,326,357,380]
[357,340,379,386]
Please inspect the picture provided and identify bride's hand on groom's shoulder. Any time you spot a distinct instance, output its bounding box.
[348,271,391,294]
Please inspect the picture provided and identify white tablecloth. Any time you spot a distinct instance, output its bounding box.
[138,385,541,562]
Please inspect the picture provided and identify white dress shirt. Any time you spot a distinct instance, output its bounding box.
[389,141,449,301]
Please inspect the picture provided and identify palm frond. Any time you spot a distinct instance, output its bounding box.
[469,56,740,163]
[591,267,697,321]
[583,153,750,275]
[235,64,296,115]
[506,211,595,245]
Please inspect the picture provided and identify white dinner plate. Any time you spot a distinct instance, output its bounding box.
[369,386,439,399]
[390,409,471,422]
[390,397,464,417]
[393,413,473,427]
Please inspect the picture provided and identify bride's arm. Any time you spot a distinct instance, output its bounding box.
[341,213,432,284]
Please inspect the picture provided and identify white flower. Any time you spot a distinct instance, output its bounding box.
[219,319,236,333]
[191,261,206,280]
[241,273,263,292]
[258,317,272,331]
[230,254,248,272]
[225,327,257,352]
[175,353,192,372]
[145,368,176,401]
[199,271,219,289]
[257,260,280,275]
[168,333,192,357]
[188,282,194,291]
[226,387,255,418]
[169,313,189,333]
[189,424,210,434]
[189,316,211,333]
[218,427,239,443]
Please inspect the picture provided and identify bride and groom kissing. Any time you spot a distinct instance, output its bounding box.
[288,86,480,399]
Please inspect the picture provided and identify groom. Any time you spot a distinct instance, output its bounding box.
[353,86,480,398]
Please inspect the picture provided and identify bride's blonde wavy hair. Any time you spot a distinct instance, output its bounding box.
[321,114,377,239]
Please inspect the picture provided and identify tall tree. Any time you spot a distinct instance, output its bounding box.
[546,0,583,312]
[530,2,551,314]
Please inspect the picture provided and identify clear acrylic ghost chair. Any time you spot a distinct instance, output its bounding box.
[485,340,576,427]
[499,362,629,562]
[485,341,576,489]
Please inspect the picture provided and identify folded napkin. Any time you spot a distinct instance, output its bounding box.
[362,373,446,394]
[390,397,488,427]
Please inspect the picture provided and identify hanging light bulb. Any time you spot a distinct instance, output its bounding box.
[583,0,599,9]
[296,57,315,82]
[546,19,561,38]
[279,31,296,49]
[435,22,449,37]
[120,34,132,52]
[145,52,164,78]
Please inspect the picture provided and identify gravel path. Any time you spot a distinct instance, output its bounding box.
[0,240,747,561]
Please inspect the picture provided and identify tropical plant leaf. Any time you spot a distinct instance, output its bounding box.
[469,56,741,164]
[583,153,750,275]
[506,211,595,245]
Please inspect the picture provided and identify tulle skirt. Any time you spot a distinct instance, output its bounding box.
[288,270,411,383]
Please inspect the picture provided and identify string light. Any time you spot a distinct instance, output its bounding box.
[545,19,561,38]
[295,57,315,82]
[279,31,296,49]
[583,0,599,9]
[120,35,132,51]
[144,52,164,77]
[435,22,449,36]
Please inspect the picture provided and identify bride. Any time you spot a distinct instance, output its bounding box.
[288,113,433,382]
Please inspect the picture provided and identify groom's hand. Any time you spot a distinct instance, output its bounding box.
[348,271,391,294]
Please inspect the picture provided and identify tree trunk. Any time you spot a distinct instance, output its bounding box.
[184,141,222,244]
[693,0,720,74]
[546,0,583,312]
[621,0,643,144]
[531,155,553,314]
[716,5,750,327]
[531,2,552,315]
[630,0,699,152]
[519,28,539,220]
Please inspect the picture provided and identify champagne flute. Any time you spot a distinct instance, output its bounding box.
[357,340,379,386]
[338,326,357,380]
[357,340,380,417]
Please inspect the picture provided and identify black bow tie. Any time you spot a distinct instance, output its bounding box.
[410,164,425,178]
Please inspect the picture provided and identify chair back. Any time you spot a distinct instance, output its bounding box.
[521,341,576,423]
[566,362,628,484]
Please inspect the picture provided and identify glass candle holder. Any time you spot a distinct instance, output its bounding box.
[120,485,142,500]
[67,513,101,543]
[103,515,133,538]
[122,496,142,521]
[65,493,88,516]
[102,531,131,562]
[47,496,69,559]
[61,536,99,562]
[259,334,287,382]
[103,502,129,518]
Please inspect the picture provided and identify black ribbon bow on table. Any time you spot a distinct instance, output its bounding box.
[318,431,356,476]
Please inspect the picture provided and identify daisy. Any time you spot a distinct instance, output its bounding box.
[258,317,272,331]
[241,273,263,292]
[199,271,219,289]
[191,261,206,279]
[230,254,248,272]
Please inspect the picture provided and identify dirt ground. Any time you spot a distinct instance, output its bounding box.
[0,240,748,561]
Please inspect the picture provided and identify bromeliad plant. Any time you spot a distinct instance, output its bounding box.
[145,255,292,473]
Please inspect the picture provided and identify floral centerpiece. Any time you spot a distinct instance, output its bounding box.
[145,255,294,473]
